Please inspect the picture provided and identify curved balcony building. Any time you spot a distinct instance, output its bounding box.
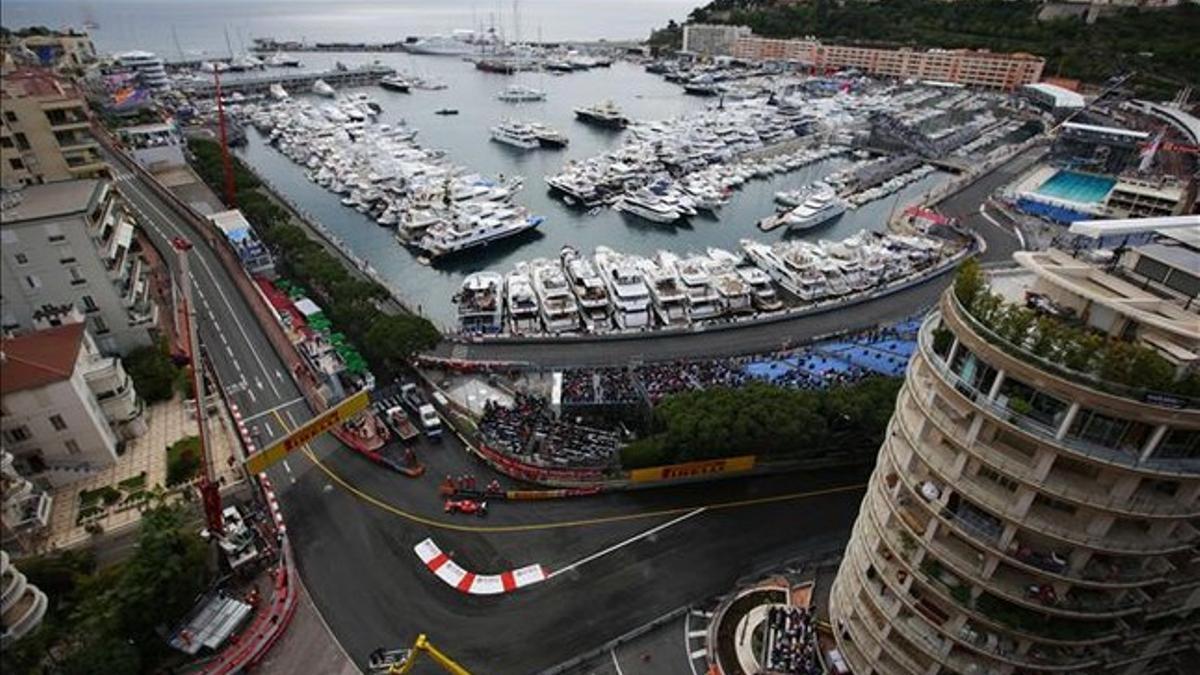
[830,242,1200,675]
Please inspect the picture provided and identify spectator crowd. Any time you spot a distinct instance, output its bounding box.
[763,605,822,675]
[478,393,619,468]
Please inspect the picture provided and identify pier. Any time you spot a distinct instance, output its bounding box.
[179,64,395,97]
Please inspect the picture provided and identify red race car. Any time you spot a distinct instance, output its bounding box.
[444,499,488,517]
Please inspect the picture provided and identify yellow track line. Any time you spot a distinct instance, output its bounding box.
[272,410,866,534]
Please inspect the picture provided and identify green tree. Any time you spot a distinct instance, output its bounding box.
[363,314,442,376]
[123,341,180,404]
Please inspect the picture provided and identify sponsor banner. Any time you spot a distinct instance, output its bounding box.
[630,455,757,483]
[244,390,369,474]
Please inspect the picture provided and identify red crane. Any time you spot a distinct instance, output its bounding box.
[213,69,238,208]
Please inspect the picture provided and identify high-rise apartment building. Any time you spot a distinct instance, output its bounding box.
[830,236,1199,673]
[681,23,753,57]
[0,68,105,188]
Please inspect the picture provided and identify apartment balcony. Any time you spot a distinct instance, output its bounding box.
[2,489,53,533]
[919,313,1200,478]
[0,584,47,648]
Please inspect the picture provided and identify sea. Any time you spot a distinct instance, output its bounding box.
[2,2,951,329]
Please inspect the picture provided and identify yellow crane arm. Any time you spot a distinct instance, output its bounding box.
[388,634,471,675]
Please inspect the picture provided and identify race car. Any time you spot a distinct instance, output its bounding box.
[444,498,488,517]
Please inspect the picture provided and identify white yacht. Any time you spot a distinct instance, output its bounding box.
[574,100,629,129]
[269,83,289,101]
[784,185,846,231]
[404,34,479,56]
[312,79,336,97]
[490,119,540,150]
[561,246,611,332]
[702,251,752,314]
[741,240,826,302]
[529,258,581,334]
[456,271,504,334]
[594,246,651,329]
[505,268,540,334]
[662,251,722,321]
[497,85,546,102]
[633,256,689,328]
[418,211,544,259]
[708,247,783,312]
[615,189,682,224]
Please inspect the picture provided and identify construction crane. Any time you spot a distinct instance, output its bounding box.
[172,237,225,536]
[367,634,471,675]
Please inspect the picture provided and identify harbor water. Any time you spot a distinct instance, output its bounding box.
[232,53,951,328]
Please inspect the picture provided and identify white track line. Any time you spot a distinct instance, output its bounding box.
[547,507,707,579]
[610,649,624,675]
[240,396,307,423]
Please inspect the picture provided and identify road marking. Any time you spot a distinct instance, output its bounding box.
[119,177,282,398]
[610,649,624,675]
[240,396,307,423]
[548,507,708,578]
[684,609,702,675]
[688,630,706,638]
[283,460,292,475]
[690,648,707,659]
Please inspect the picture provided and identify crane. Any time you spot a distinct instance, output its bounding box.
[367,634,471,675]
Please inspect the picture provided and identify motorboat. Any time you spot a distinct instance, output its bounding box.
[561,246,611,331]
[528,122,569,148]
[312,79,336,97]
[615,189,682,224]
[490,119,541,150]
[505,268,540,334]
[380,76,411,93]
[664,252,723,320]
[435,108,459,115]
[456,271,504,334]
[702,251,753,314]
[784,185,846,231]
[709,248,782,312]
[529,258,581,333]
[404,34,479,57]
[634,256,689,328]
[594,246,651,330]
[417,210,544,259]
[574,100,629,129]
[269,83,289,101]
[497,85,546,102]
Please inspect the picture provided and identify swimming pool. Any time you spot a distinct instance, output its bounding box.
[1034,170,1116,205]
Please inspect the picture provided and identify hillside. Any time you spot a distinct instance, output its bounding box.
[664,0,1198,96]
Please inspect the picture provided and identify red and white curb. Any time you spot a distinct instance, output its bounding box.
[259,473,286,536]
[229,403,258,456]
[414,538,546,595]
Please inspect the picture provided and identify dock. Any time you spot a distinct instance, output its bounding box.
[179,64,395,97]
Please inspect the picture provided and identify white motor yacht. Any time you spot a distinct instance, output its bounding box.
[313,79,336,97]
[661,251,722,321]
[561,246,611,332]
[784,185,846,231]
[456,271,504,334]
[574,100,629,129]
[594,246,651,329]
[615,189,682,224]
[702,251,753,314]
[708,247,782,312]
[497,84,546,102]
[490,119,540,150]
[505,268,540,334]
[418,211,544,259]
[529,258,581,334]
[633,256,689,328]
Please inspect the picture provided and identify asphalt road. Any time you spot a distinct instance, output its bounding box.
[105,141,1031,672]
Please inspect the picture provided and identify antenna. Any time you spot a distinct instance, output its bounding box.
[172,24,184,61]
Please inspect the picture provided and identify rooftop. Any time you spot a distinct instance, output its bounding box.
[0,179,102,224]
[1024,82,1086,109]
[0,323,85,396]
[0,67,82,100]
[1061,121,1149,140]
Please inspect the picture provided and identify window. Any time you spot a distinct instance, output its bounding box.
[14,132,29,151]
[49,414,68,431]
[14,252,29,265]
[9,158,24,171]
[64,439,81,455]
[3,110,15,122]
[81,295,98,313]
[69,267,86,285]
[0,136,12,148]
[1156,429,1200,460]
[60,256,77,264]
[3,425,32,443]
[24,275,41,290]
[92,315,109,334]
[978,466,1018,493]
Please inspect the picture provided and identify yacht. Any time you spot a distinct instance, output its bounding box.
[497,85,546,102]
[741,240,824,302]
[778,243,832,302]
[574,100,629,129]
[709,248,783,312]
[265,52,302,68]
[529,259,581,333]
[505,268,540,334]
[269,83,289,101]
[615,189,682,224]
[404,34,478,56]
[490,119,540,150]
[312,79,336,97]
[528,122,569,148]
[456,271,504,334]
[662,251,722,321]
[703,251,753,314]
[594,246,651,330]
[784,185,846,231]
[560,246,611,332]
[634,256,689,328]
[379,76,411,93]
[418,210,544,259]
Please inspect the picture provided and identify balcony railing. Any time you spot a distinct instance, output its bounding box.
[919,315,1200,477]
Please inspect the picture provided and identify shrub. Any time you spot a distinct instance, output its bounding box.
[123,340,180,404]
[166,436,202,486]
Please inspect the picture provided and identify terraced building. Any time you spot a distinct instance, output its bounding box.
[829,235,1200,674]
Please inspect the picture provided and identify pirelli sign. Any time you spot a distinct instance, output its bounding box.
[243,390,369,475]
[629,455,756,483]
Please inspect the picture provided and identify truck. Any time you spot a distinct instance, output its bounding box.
[400,382,443,440]
[384,406,419,443]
